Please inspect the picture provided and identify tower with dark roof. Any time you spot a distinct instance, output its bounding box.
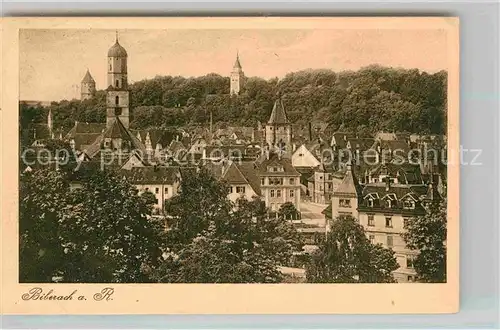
[81,69,96,100]
[265,92,292,156]
[230,51,245,95]
[106,31,130,129]
[328,162,362,227]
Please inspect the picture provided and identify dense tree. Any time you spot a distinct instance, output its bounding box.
[20,67,447,135]
[19,168,165,283]
[402,195,447,283]
[306,216,399,283]
[279,202,299,220]
[154,169,303,283]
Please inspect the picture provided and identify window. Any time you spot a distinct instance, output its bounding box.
[145,187,149,192]
[236,186,246,194]
[387,235,393,247]
[155,188,159,194]
[289,178,295,185]
[339,199,351,208]
[229,187,233,193]
[368,214,375,226]
[289,189,294,198]
[368,198,374,207]
[116,79,120,87]
[403,200,415,209]
[115,96,119,105]
[109,63,112,71]
[319,185,323,192]
[386,200,392,208]
[299,153,304,157]
[319,176,323,180]
[270,189,275,197]
[276,190,282,198]
[406,256,415,269]
[385,216,393,228]
[407,275,415,282]
[164,187,169,194]
[369,235,375,244]
[261,178,265,185]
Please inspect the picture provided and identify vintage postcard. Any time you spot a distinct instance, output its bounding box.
[1,17,459,314]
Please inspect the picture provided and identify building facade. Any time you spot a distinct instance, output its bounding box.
[328,163,439,283]
[257,152,301,212]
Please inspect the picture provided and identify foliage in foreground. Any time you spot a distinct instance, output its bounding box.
[306,216,399,283]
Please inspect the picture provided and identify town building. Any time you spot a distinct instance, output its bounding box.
[120,166,182,214]
[256,151,301,212]
[327,162,440,283]
[221,161,261,203]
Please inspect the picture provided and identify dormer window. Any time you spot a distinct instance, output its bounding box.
[403,200,415,209]
[386,200,392,208]
[368,199,374,207]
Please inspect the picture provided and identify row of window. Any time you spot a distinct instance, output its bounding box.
[267,166,284,172]
[365,198,416,209]
[263,177,296,185]
[229,186,246,194]
[367,214,410,228]
[270,189,295,198]
[145,187,169,194]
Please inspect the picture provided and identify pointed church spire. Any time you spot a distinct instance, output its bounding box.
[115,30,119,43]
[233,50,242,69]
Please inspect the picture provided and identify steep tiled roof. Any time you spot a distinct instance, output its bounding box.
[268,98,289,125]
[81,69,95,84]
[237,162,262,195]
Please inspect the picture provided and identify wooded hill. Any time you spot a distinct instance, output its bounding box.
[20,65,447,136]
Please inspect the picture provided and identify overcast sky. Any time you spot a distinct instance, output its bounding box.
[20,28,448,101]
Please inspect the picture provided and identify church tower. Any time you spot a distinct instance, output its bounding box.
[230,52,245,95]
[265,92,292,156]
[80,69,96,100]
[106,31,129,129]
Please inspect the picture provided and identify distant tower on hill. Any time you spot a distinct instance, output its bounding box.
[81,69,96,100]
[106,31,130,129]
[230,51,245,95]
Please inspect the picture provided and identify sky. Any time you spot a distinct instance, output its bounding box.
[20,28,448,101]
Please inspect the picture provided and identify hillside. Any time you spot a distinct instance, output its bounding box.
[20,65,447,136]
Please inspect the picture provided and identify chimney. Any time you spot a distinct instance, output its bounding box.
[308,122,313,141]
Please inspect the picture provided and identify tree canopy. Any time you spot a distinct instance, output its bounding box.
[153,169,303,283]
[19,168,165,283]
[402,195,447,283]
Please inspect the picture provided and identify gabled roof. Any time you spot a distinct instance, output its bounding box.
[268,98,289,125]
[222,162,247,184]
[81,117,146,158]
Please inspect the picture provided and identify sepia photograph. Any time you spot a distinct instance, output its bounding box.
[2,17,459,314]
